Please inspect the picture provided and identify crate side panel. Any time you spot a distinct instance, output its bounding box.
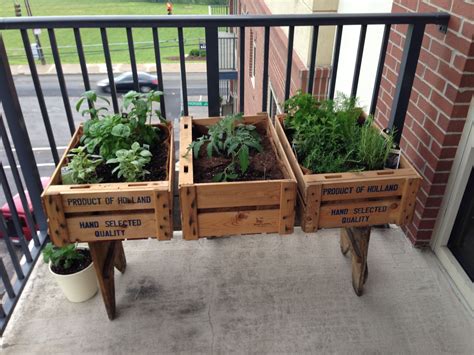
[197,209,280,237]
[66,212,156,242]
[318,198,402,228]
[196,181,281,209]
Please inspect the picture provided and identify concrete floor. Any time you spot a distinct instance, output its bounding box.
[2,227,473,354]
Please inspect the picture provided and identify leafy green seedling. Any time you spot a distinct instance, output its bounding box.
[107,142,152,182]
[75,90,110,120]
[62,146,103,184]
[43,242,85,270]
[187,114,262,181]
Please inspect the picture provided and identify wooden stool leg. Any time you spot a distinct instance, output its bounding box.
[88,241,118,320]
[343,227,371,297]
[340,228,350,255]
[114,241,127,273]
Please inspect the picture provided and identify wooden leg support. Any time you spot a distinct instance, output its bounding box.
[340,227,371,296]
[88,241,127,320]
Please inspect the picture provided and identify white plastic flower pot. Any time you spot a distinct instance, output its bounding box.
[49,258,98,303]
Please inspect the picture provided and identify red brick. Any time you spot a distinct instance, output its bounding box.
[444,83,458,102]
[429,184,447,195]
[414,230,434,241]
[452,54,467,72]
[443,133,462,146]
[452,1,474,16]
[430,38,453,63]
[455,89,474,104]
[431,90,454,115]
[398,0,418,11]
[421,207,441,219]
[437,113,466,133]
[452,104,470,118]
[460,74,474,88]
[425,196,443,208]
[418,1,438,13]
[429,0,452,10]
[436,159,454,171]
[417,94,439,120]
[390,31,403,47]
[411,120,432,145]
[461,20,474,39]
[447,14,462,32]
[417,218,437,230]
[404,142,425,171]
[419,48,440,70]
[445,30,471,56]
[423,67,447,93]
[414,75,433,98]
[419,143,440,170]
[424,119,446,144]
[438,61,463,87]
[390,42,404,61]
[416,188,429,206]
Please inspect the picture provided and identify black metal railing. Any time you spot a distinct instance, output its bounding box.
[0,12,449,334]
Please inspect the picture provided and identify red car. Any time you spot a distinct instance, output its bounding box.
[1,177,50,243]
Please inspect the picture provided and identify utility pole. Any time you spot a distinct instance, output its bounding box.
[23,0,46,64]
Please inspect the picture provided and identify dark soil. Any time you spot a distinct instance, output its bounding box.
[93,128,169,183]
[51,249,92,275]
[193,129,284,183]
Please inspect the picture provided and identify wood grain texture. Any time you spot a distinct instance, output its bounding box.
[180,185,199,240]
[279,181,297,234]
[43,193,69,246]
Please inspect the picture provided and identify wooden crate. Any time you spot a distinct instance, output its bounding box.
[42,123,174,246]
[179,114,297,240]
[275,114,422,232]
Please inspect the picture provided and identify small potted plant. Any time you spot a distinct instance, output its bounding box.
[42,242,98,302]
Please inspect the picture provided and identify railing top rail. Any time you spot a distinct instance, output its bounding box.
[0,13,449,30]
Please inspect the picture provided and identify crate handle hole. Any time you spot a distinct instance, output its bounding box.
[128,183,148,187]
[324,174,342,179]
[70,185,91,189]
[377,171,394,175]
[184,165,189,173]
[184,124,189,129]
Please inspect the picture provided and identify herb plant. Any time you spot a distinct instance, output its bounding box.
[106,142,152,182]
[187,113,262,181]
[75,90,110,120]
[284,91,393,173]
[43,242,85,270]
[62,146,103,184]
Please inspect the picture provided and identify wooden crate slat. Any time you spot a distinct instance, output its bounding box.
[43,192,69,246]
[66,212,156,242]
[279,181,297,234]
[318,198,402,228]
[180,185,199,240]
[179,116,194,186]
[196,181,281,209]
[197,209,280,237]
[155,190,172,240]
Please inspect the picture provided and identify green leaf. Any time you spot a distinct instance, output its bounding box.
[111,124,131,138]
[238,145,250,173]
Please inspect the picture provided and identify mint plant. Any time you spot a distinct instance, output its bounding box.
[62,146,103,184]
[43,242,85,270]
[187,114,262,181]
[106,142,152,182]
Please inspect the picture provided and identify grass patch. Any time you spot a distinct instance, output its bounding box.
[1,0,208,64]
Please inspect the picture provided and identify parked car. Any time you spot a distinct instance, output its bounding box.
[97,72,158,93]
[0,177,50,244]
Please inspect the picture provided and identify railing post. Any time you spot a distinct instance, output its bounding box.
[205,26,221,117]
[0,34,47,230]
[388,23,425,143]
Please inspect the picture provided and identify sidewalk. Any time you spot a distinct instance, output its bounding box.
[10,62,207,76]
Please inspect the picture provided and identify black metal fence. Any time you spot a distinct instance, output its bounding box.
[0,12,449,334]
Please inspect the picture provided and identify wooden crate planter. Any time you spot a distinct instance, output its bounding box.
[42,123,174,246]
[179,114,297,240]
[275,114,422,232]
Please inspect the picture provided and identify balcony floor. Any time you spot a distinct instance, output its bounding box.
[2,227,473,354]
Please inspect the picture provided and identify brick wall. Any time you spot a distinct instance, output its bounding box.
[239,0,330,115]
[377,0,474,246]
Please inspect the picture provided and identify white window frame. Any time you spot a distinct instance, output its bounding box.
[432,97,474,315]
